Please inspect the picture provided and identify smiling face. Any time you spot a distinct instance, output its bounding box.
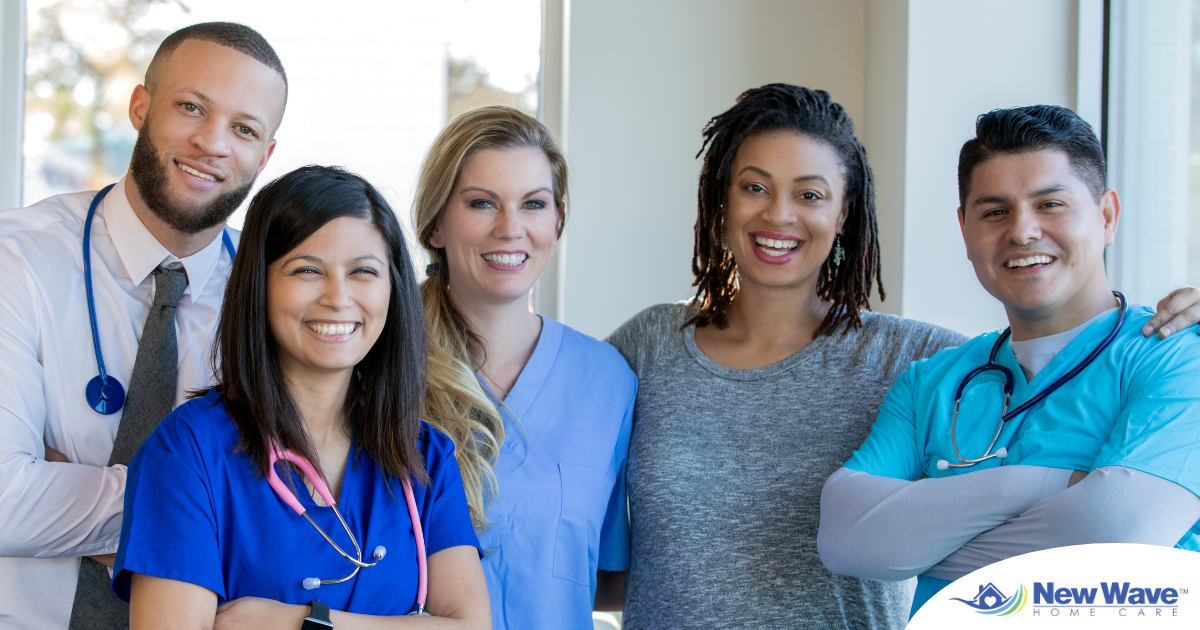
[959,149,1119,323]
[428,147,560,306]
[725,131,848,294]
[128,38,285,233]
[267,216,392,383]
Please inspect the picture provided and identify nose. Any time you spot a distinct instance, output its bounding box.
[1006,205,1042,244]
[493,206,526,241]
[189,117,233,159]
[319,274,355,310]
[761,191,798,227]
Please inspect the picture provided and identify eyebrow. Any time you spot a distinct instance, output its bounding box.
[177,88,268,130]
[284,254,384,266]
[970,185,1073,208]
[459,186,553,199]
[736,166,831,187]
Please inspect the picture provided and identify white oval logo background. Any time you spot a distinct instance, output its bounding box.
[908,544,1198,629]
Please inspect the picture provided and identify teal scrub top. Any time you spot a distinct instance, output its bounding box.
[844,306,1200,615]
[478,316,637,630]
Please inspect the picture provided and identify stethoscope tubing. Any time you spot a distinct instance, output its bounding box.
[82,184,235,414]
[944,291,1128,468]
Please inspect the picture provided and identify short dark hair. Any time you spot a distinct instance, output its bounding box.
[958,105,1106,208]
[207,166,430,488]
[688,83,883,337]
[146,22,287,109]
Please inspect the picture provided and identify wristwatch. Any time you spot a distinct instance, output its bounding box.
[301,600,333,629]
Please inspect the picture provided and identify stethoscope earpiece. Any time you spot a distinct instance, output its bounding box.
[373,546,387,560]
[302,577,321,590]
[936,459,949,471]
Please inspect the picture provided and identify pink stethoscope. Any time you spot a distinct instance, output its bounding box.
[267,441,430,616]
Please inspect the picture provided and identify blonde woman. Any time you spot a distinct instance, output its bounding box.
[414,106,636,630]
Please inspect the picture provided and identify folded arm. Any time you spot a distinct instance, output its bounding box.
[924,466,1200,582]
[817,465,1072,582]
[0,243,126,558]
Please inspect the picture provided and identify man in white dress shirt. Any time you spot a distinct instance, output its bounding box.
[0,23,287,628]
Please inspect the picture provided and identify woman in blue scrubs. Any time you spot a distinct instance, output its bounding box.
[413,107,636,630]
[113,166,490,627]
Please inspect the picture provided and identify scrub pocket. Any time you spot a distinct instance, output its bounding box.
[552,463,613,585]
[1015,429,1107,471]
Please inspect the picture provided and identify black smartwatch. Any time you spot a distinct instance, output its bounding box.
[301,600,333,629]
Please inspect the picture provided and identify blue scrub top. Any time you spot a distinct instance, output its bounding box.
[478,316,636,630]
[112,389,481,614]
[844,307,1200,615]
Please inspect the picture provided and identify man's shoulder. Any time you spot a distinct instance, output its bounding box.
[0,190,96,236]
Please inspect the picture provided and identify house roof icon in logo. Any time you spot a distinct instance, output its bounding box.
[952,583,1010,611]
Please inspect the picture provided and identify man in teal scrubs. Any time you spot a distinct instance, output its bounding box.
[817,105,1200,616]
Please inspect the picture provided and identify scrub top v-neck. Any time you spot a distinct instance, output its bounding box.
[477,316,637,630]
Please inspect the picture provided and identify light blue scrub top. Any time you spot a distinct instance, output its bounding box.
[478,316,636,630]
[844,306,1200,616]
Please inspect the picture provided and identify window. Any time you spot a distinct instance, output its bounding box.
[22,0,542,230]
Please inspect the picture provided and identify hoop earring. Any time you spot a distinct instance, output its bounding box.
[832,234,844,267]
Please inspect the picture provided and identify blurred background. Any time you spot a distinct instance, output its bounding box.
[0,0,1197,347]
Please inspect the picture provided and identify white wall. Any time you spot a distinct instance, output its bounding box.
[0,0,23,211]
[899,0,1077,336]
[561,0,867,339]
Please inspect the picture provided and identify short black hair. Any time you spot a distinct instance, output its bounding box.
[146,22,287,108]
[958,105,1105,208]
[688,83,883,337]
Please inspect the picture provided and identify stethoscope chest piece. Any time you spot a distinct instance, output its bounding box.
[85,375,125,415]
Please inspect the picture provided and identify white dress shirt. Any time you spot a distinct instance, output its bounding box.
[0,177,236,629]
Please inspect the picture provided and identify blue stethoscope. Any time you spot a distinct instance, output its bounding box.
[936,291,1128,470]
[83,183,236,414]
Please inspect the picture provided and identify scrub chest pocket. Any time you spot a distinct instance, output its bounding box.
[552,463,614,585]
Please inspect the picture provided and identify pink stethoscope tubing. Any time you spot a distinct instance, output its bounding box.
[266,441,429,615]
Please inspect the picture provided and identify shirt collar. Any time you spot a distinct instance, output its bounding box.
[103,174,229,303]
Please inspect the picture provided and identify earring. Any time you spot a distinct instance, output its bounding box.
[833,234,844,267]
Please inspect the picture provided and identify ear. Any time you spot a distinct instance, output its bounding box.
[836,199,850,233]
[428,223,446,249]
[256,138,277,176]
[957,207,968,249]
[1100,189,1120,247]
[128,84,151,131]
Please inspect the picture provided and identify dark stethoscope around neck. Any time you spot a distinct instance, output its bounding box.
[936,291,1129,470]
[83,183,236,414]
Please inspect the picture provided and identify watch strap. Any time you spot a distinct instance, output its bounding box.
[301,600,333,629]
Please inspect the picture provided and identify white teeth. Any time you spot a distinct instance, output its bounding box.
[754,236,800,250]
[1005,255,1054,268]
[177,162,217,182]
[307,323,356,337]
[482,253,528,266]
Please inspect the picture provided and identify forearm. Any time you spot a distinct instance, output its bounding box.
[817,465,1071,581]
[0,459,126,557]
[925,466,1200,582]
[594,570,625,611]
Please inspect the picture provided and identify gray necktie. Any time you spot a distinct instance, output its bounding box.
[69,265,189,630]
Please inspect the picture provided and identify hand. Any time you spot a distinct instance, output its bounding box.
[1142,287,1200,339]
[44,440,69,463]
[215,597,306,630]
[1068,470,1088,487]
[88,553,116,569]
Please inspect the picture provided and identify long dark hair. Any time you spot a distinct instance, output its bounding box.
[208,165,430,486]
[686,83,884,337]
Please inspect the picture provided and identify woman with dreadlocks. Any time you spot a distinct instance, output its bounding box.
[604,84,963,628]
[604,84,1200,628]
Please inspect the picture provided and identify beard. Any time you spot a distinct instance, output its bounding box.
[128,120,256,235]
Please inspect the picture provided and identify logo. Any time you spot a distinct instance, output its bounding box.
[951,583,1029,616]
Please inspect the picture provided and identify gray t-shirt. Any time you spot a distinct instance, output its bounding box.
[606,302,966,630]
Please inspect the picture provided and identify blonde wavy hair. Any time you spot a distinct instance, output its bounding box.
[415,106,569,531]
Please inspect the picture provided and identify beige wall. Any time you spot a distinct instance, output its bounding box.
[557,0,1083,339]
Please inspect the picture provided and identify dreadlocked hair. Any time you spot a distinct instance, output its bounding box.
[685,83,884,337]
